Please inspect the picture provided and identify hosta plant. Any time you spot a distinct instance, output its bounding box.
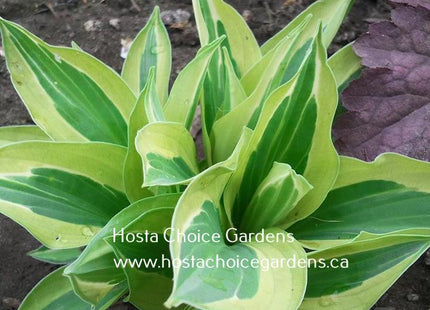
[0,0,429,309]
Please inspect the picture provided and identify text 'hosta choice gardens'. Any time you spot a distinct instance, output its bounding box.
[0,0,429,309]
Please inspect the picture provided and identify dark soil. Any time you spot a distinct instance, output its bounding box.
[0,0,428,309]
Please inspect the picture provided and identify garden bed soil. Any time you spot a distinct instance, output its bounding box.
[0,0,429,309]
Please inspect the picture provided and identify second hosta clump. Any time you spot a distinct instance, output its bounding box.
[0,0,429,309]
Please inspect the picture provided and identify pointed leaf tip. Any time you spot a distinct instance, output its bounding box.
[152,5,162,20]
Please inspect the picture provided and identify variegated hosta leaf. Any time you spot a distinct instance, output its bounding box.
[240,162,313,233]
[240,16,313,96]
[201,44,248,146]
[122,7,171,103]
[166,167,307,309]
[195,0,254,140]
[243,0,354,98]
[211,17,315,163]
[163,37,223,129]
[201,45,248,166]
[123,68,162,202]
[194,0,256,164]
[64,194,180,305]
[136,122,199,187]
[261,0,355,54]
[28,246,82,265]
[290,154,430,250]
[105,206,181,310]
[142,67,165,123]
[20,267,92,310]
[300,234,430,310]
[225,28,339,228]
[0,125,51,147]
[0,19,136,146]
[225,0,354,154]
[218,47,247,113]
[192,0,261,76]
[0,142,129,248]
[19,266,127,310]
[166,133,307,310]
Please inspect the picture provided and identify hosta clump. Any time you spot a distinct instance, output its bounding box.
[0,0,429,309]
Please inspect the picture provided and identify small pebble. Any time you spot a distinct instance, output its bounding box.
[1,297,21,309]
[120,38,133,59]
[161,9,191,27]
[242,9,252,22]
[83,20,102,32]
[0,46,4,58]
[109,18,121,30]
[283,0,296,7]
[406,293,420,302]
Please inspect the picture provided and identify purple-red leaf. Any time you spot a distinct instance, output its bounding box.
[391,0,430,10]
[334,3,430,161]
